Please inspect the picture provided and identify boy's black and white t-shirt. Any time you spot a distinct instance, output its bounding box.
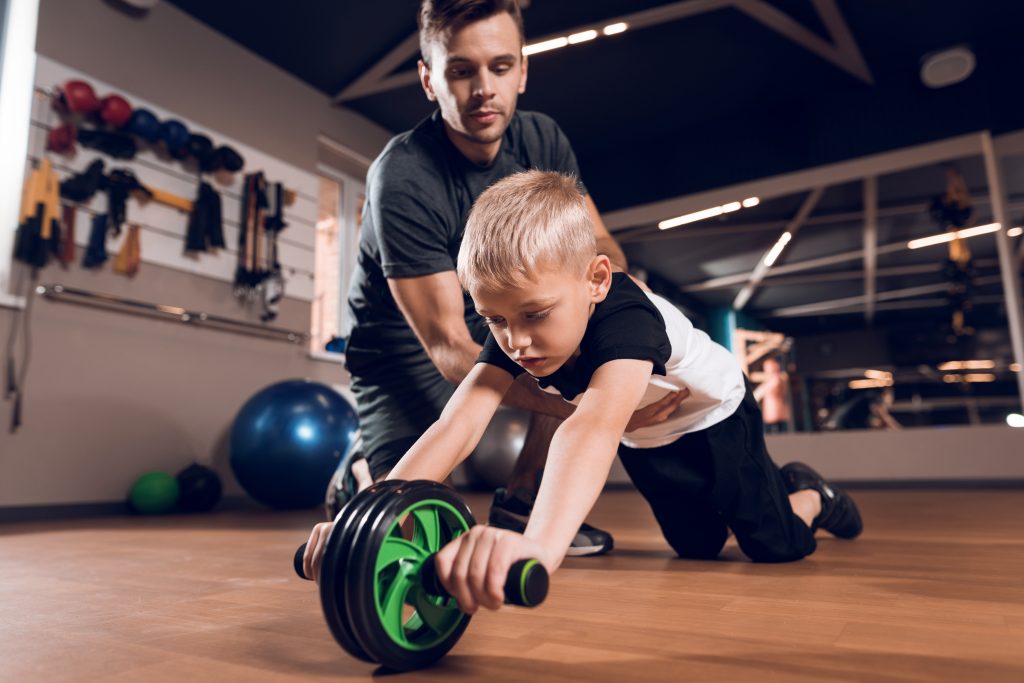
[478,273,746,448]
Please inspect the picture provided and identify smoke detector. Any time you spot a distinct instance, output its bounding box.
[920,46,976,88]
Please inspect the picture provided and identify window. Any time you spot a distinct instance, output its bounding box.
[311,166,364,355]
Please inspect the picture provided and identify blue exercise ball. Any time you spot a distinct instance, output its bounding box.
[230,380,359,509]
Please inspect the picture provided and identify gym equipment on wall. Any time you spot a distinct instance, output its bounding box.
[37,283,309,344]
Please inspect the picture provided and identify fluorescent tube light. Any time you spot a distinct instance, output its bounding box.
[568,30,598,44]
[523,37,568,55]
[763,232,792,267]
[907,223,1000,249]
[938,360,995,371]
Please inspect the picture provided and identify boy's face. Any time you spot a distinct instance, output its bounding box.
[419,12,528,154]
[473,257,611,378]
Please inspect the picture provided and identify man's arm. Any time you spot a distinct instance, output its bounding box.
[586,194,627,272]
[389,271,479,385]
[388,363,513,482]
[389,272,577,420]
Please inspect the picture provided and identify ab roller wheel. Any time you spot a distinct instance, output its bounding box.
[294,480,549,671]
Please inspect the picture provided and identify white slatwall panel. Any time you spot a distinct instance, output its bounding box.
[29,56,319,301]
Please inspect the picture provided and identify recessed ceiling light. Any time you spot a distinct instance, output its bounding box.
[921,46,976,88]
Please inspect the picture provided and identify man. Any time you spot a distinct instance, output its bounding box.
[342,0,684,556]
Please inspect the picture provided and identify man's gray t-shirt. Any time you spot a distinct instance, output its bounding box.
[343,109,586,456]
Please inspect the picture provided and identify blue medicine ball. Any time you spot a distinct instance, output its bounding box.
[229,380,360,509]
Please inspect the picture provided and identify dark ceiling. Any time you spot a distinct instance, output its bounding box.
[167,0,1024,392]
[167,0,1024,212]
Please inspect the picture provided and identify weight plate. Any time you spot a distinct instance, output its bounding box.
[318,479,403,663]
[346,480,476,671]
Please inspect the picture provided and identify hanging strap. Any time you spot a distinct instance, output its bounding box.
[4,265,38,432]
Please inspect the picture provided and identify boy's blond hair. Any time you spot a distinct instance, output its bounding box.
[457,170,597,293]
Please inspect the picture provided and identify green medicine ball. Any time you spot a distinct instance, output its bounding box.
[129,471,180,514]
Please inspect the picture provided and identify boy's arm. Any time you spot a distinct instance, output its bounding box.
[523,358,654,570]
[387,362,514,482]
[433,359,653,613]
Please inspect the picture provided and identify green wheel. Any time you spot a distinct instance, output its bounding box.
[346,480,475,671]
[318,479,404,663]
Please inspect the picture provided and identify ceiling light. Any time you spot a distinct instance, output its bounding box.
[568,29,598,44]
[524,23,628,57]
[659,206,724,229]
[958,223,1003,238]
[907,223,1000,249]
[849,378,892,389]
[921,46,976,89]
[742,197,760,208]
[1007,413,1024,428]
[938,360,995,371]
[659,198,760,230]
[963,373,996,383]
[1012,363,1022,372]
[763,232,792,267]
[1009,227,1023,237]
[523,37,568,55]
[864,369,892,380]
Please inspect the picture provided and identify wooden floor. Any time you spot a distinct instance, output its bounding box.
[2,489,1023,682]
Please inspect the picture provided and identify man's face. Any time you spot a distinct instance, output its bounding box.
[419,12,528,155]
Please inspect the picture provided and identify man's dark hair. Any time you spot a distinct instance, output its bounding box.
[418,0,525,65]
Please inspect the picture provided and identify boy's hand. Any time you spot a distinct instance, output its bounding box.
[434,525,552,614]
[302,521,335,583]
[625,389,689,432]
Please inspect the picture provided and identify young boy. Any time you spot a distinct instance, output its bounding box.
[304,170,862,612]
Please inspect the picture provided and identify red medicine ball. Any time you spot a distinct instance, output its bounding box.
[99,94,133,128]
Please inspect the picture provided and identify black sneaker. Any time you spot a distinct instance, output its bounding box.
[488,487,614,556]
[779,462,863,539]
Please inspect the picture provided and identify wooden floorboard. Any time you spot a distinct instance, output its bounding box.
[2,489,1022,682]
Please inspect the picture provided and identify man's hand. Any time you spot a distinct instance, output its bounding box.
[302,521,335,583]
[434,525,553,614]
[625,389,689,433]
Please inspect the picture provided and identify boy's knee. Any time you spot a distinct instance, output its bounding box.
[740,538,816,564]
[667,530,728,560]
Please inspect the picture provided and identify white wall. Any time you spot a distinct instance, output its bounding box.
[33,0,389,172]
[765,425,1024,482]
[0,0,391,510]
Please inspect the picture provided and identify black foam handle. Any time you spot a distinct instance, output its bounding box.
[294,542,311,580]
[419,554,548,607]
